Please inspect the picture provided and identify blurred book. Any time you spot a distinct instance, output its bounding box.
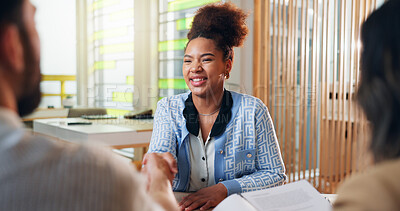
[214,180,332,211]
[124,109,153,119]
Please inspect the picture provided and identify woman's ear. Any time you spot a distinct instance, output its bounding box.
[225,49,234,73]
[0,24,24,73]
[225,58,232,72]
[224,59,232,79]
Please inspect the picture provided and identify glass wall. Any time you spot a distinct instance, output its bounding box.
[86,0,135,114]
[158,0,220,99]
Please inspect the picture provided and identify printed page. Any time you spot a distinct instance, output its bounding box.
[214,194,257,211]
[242,180,332,211]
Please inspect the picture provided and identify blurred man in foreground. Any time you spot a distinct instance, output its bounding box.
[0,0,178,210]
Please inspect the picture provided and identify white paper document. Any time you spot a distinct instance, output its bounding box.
[214,180,332,211]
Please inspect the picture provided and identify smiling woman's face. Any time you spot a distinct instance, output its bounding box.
[183,37,231,99]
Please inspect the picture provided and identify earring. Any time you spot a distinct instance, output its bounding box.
[225,72,230,79]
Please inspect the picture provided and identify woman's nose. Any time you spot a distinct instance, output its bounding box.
[190,63,202,72]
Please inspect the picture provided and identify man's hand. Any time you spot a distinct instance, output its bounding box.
[141,152,179,211]
[178,183,227,211]
[141,152,178,189]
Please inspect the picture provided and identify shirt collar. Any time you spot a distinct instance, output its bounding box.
[183,89,233,137]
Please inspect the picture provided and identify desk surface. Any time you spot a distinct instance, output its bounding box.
[33,118,153,147]
[85,118,153,131]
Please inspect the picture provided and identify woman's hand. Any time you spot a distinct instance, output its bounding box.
[178,183,227,210]
[141,153,179,211]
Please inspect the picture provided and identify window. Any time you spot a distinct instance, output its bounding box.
[77,0,251,112]
[32,0,77,108]
[158,0,221,99]
[86,0,135,115]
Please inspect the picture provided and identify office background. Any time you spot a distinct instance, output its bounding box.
[31,0,385,194]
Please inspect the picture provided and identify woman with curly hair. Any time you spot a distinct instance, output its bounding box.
[148,2,286,210]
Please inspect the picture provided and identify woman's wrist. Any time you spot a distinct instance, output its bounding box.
[215,183,228,198]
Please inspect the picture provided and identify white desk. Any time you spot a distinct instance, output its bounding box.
[33,118,153,149]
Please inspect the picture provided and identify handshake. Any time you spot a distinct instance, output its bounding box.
[140,152,179,211]
[141,152,178,189]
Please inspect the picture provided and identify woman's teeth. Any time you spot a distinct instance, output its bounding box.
[192,78,205,82]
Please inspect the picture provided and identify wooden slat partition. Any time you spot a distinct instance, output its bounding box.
[253,0,261,98]
[253,0,382,193]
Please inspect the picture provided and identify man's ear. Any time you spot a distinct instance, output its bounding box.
[0,25,24,73]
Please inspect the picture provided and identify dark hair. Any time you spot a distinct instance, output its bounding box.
[358,0,400,162]
[0,0,24,29]
[0,0,41,117]
[187,2,249,61]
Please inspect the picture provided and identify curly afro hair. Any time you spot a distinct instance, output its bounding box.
[187,2,249,61]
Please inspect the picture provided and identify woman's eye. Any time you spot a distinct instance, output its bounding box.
[184,60,191,63]
[202,58,212,62]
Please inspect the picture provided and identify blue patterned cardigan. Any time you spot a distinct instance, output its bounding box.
[148,91,286,195]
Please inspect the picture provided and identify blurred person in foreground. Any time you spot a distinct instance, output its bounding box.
[0,0,178,210]
[334,0,400,210]
[147,2,286,210]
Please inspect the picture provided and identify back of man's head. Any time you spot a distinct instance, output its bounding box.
[0,0,42,117]
[358,0,400,162]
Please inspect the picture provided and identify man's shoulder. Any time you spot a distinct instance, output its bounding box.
[0,134,150,210]
[27,135,142,193]
[24,134,137,179]
[62,141,136,175]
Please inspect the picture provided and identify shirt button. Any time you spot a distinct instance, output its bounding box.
[247,153,252,158]
[202,156,205,160]
[201,178,206,182]
[219,150,224,154]
[219,178,224,182]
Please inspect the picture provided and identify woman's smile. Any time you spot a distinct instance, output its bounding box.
[190,76,208,86]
